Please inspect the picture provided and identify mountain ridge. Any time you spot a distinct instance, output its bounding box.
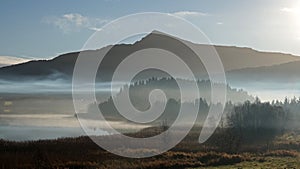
[0,32,299,81]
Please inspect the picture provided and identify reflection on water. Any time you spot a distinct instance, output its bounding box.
[0,125,91,141]
[0,113,148,141]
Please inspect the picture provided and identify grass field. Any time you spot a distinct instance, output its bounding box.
[195,157,300,169]
[1,127,300,169]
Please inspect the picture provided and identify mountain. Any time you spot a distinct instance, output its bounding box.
[0,31,299,81]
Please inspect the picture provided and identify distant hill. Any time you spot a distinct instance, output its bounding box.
[0,31,299,81]
[0,52,77,80]
[227,60,300,83]
[214,46,299,71]
[0,56,30,68]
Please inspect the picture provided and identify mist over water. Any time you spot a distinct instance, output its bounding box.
[0,78,299,141]
[0,79,153,141]
[0,80,115,140]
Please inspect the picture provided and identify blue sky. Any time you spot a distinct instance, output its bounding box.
[0,0,299,62]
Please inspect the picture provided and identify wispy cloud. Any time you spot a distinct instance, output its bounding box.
[280,7,297,14]
[43,13,108,33]
[0,56,30,67]
[172,11,208,18]
[88,27,103,31]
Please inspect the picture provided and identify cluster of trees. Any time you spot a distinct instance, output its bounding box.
[93,92,292,133]
[210,99,287,152]
[228,100,287,130]
[272,97,300,115]
[204,99,288,153]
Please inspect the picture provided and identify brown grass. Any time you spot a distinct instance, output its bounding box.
[1,128,300,169]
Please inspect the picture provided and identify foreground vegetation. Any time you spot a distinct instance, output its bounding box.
[2,100,300,168]
[1,127,300,169]
[195,156,300,169]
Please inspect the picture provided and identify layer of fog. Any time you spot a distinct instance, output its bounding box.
[230,80,300,102]
[0,79,124,93]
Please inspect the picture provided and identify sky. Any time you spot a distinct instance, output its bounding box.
[0,0,300,63]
